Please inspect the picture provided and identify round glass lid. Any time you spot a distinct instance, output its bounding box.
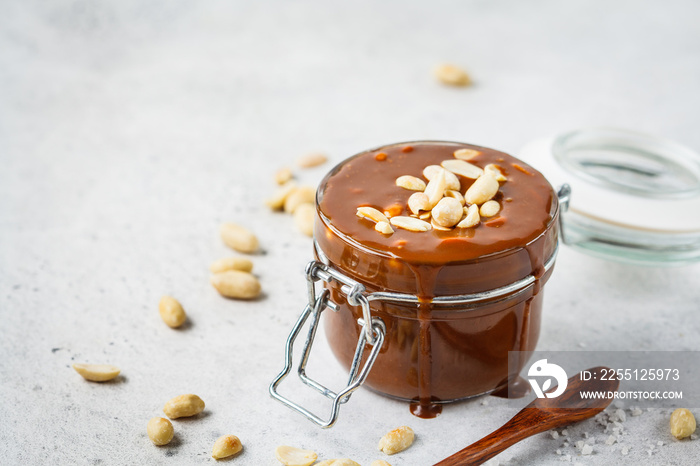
[519,128,700,266]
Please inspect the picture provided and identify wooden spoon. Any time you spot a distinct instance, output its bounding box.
[434,366,620,466]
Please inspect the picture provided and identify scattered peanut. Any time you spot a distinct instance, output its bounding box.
[163,394,205,419]
[390,216,432,232]
[274,445,318,466]
[441,159,483,179]
[147,417,174,446]
[432,197,463,228]
[434,64,471,86]
[210,257,254,274]
[220,223,259,254]
[315,460,360,466]
[378,426,415,455]
[284,186,316,214]
[371,461,392,466]
[395,175,426,192]
[423,165,460,191]
[211,270,261,299]
[484,163,507,182]
[297,153,328,168]
[265,182,298,211]
[212,434,243,460]
[275,167,294,185]
[375,221,394,235]
[294,203,315,237]
[407,192,430,215]
[464,174,499,205]
[670,408,697,440]
[457,204,480,228]
[480,200,501,218]
[424,169,447,209]
[72,363,120,382]
[158,296,187,328]
[453,148,480,161]
[357,206,390,224]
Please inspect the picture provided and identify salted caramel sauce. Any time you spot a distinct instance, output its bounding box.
[316,141,557,417]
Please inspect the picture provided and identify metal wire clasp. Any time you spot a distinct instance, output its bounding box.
[268,260,386,428]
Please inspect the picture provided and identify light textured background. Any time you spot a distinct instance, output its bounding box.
[1,1,699,465]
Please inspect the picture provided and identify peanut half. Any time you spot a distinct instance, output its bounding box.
[434,64,472,86]
[72,363,120,382]
[163,394,205,419]
[444,189,465,206]
[297,153,328,168]
[670,408,697,439]
[357,206,390,224]
[407,192,430,215]
[265,182,298,211]
[453,148,481,161]
[378,426,415,455]
[158,295,187,328]
[480,200,501,218]
[375,221,394,235]
[423,165,460,191]
[147,417,174,446]
[441,159,483,179]
[212,434,243,460]
[464,174,499,205]
[424,169,447,209]
[390,216,432,232]
[220,223,259,253]
[284,186,316,214]
[457,204,480,228]
[484,163,507,182]
[210,257,254,274]
[294,203,315,237]
[211,270,261,299]
[275,445,318,466]
[395,175,426,192]
[275,167,293,185]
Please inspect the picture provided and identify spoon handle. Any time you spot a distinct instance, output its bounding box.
[433,411,548,466]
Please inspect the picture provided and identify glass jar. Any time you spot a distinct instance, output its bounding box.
[271,141,563,427]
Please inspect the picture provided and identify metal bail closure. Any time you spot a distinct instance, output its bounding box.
[269,260,386,428]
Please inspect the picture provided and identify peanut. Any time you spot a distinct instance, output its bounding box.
[294,203,315,237]
[454,148,480,161]
[464,174,499,205]
[484,163,507,182]
[375,221,394,235]
[284,186,316,214]
[423,165,460,191]
[275,167,293,185]
[163,394,205,419]
[211,270,261,299]
[275,445,318,466]
[670,408,696,440]
[158,296,186,328]
[265,182,298,211]
[378,426,415,455]
[390,216,432,232]
[444,189,465,206]
[395,175,426,192]
[147,417,174,446]
[72,363,120,382]
[209,257,254,274]
[432,197,463,228]
[407,192,430,215]
[441,159,483,179]
[212,434,243,460]
[220,223,259,253]
[357,206,390,224]
[297,153,328,168]
[434,64,471,86]
[424,168,447,209]
[480,200,501,218]
[457,204,480,228]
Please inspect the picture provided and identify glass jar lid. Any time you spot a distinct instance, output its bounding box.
[519,128,700,266]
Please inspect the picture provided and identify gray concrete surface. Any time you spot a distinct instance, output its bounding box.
[1,1,699,464]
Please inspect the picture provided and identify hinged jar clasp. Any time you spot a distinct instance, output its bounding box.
[268,260,386,428]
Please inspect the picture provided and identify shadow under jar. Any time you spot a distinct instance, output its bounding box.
[315,141,560,418]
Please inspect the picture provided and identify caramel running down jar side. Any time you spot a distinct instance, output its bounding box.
[314,141,559,411]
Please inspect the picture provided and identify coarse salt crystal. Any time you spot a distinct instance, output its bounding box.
[551,431,560,439]
[605,435,617,446]
[631,407,643,416]
[621,446,630,455]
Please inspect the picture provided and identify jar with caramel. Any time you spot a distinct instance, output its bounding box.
[270,141,563,427]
